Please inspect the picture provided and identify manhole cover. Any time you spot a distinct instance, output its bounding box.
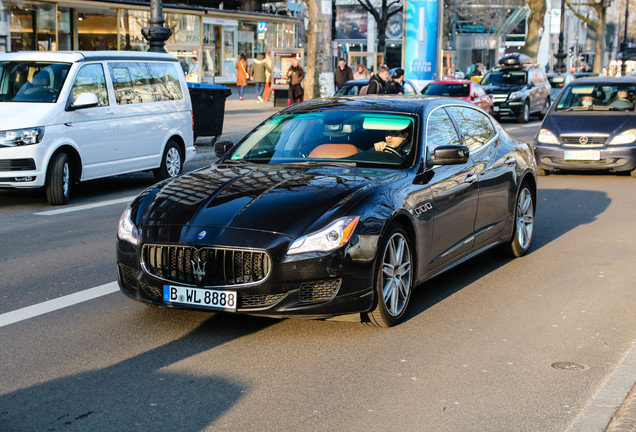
[551,361,590,371]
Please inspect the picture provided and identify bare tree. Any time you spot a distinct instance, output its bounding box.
[566,0,612,72]
[354,0,403,63]
[522,0,547,60]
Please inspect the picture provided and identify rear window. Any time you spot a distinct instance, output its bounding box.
[422,83,469,97]
[108,61,183,105]
[0,61,71,103]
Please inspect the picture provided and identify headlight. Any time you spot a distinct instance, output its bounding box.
[287,216,360,255]
[509,91,523,101]
[118,206,139,246]
[0,127,44,146]
[537,128,560,145]
[608,129,636,145]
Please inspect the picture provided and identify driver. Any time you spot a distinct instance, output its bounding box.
[610,88,633,109]
[373,129,410,156]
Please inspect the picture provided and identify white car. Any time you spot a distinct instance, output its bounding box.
[0,51,194,205]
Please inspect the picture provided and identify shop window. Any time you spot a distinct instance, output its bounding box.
[57,8,73,51]
[77,8,117,50]
[166,13,200,45]
[120,9,149,51]
[7,1,56,51]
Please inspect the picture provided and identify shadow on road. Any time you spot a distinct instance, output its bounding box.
[0,311,279,431]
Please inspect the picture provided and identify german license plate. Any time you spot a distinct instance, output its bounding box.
[163,285,237,311]
[564,150,601,161]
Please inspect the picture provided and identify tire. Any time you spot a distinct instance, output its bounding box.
[497,182,535,257]
[366,225,413,328]
[538,98,550,119]
[516,102,530,123]
[45,152,71,206]
[154,140,183,181]
[631,169,636,178]
[537,167,549,176]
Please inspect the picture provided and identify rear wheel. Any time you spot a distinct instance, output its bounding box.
[366,225,413,328]
[539,98,550,119]
[496,182,535,257]
[45,152,70,206]
[154,140,183,181]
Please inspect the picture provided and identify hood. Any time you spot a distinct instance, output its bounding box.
[0,102,63,130]
[543,112,635,138]
[137,164,399,241]
[482,84,524,94]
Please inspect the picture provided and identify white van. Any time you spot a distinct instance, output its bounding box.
[0,51,194,205]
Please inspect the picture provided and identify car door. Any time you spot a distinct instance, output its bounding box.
[425,107,479,270]
[446,106,515,246]
[68,63,117,180]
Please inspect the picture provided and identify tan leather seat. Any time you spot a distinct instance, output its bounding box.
[308,144,359,159]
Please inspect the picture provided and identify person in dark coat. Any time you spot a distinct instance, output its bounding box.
[287,58,304,105]
[334,58,353,91]
[386,68,405,94]
[366,65,390,94]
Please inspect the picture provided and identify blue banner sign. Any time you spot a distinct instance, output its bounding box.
[404,0,439,81]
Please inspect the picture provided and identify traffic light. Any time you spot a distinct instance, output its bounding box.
[568,47,574,57]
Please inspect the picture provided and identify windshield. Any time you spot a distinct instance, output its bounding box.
[422,83,469,97]
[226,110,417,168]
[0,61,71,103]
[555,84,636,111]
[548,76,566,88]
[482,70,527,86]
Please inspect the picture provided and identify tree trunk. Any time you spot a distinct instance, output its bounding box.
[523,0,546,61]
[593,7,605,73]
[303,0,334,98]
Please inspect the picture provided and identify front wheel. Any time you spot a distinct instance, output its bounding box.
[496,183,535,257]
[365,225,413,328]
[46,152,71,205]
[154,140,183,181]
[516,102,530,123]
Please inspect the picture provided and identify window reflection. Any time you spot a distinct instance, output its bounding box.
[446,106,495,151]
[426,108,461,150]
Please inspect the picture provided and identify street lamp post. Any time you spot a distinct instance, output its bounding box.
[621,0,629,76]
[141,0,172,53]
[554,0,568,73]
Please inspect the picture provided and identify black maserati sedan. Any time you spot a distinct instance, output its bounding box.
[534,77,636,176]
[117,97,537,327]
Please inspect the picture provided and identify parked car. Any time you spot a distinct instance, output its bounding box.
[0,51,194,205]
[534,77,636,176]
[546,73,575,101]
[481,53,552,123]
[421,79,494,114]
[334,79,421,96]
[117,96,538,327]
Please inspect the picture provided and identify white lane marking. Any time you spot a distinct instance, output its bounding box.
[0,282,119,328]
[35,196,136,216]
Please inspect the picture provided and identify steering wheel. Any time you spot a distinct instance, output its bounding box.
[383,145,404,159]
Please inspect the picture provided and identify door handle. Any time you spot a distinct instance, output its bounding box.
[504,156,516,166]
[464,173,477,183]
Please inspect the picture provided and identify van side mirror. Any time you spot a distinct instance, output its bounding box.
[427,145,470,167]
[70,93,99,110]
[215,140,234,158]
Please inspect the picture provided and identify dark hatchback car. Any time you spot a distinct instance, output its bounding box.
[117,97,537,327]
[534,77,636,176]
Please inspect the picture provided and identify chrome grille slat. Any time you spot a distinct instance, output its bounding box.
[142,244,271,287]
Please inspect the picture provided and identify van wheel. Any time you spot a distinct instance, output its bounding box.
[516,102,529,123]
[154,140,183,181]
[46,152,71,206]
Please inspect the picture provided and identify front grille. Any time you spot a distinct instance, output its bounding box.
[241,293,287,308]
[561,135,608,146]
[492,94,508,103]
[299,279,341,303]
[0,158,36,171]
[142,244,271,287]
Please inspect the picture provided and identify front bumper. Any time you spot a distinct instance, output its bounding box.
[534,144,636,172]
[493,100,524,117]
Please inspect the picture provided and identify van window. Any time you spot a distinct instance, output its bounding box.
[0,61,71,103]
[108,62,183,105]
[72,64,109,106]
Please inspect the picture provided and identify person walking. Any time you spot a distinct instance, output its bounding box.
[250,53,271,103]
[386,68,405,94]
[263,52,273,101]
[334,58,353,91]
[287,57,304,105]
[366,65,390,94]
[235,54,249,101]
[353,63,370,80]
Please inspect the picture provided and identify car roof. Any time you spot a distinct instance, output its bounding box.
[0,51,178,63]
[570,77,636,85]
[428,79,474,85]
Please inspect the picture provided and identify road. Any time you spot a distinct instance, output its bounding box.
[1,106,635,432]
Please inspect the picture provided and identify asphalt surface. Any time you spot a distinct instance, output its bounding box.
[1,85,634,431]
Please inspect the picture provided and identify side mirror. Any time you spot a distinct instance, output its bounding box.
[70,92,99,110]
[215,140,234,158]
[427,145,470,167]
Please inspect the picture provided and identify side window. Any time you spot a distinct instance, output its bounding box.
[426,108,461,151]
[108,62,183,104]
[146,62,183,101]
[404,82,417,95]
[72,64,108,106]
[446,106,496,152]
[109,63,135,104]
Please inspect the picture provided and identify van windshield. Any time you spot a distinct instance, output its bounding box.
[0,61,71,103]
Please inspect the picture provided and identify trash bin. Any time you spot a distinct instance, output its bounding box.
[187,83,232,140]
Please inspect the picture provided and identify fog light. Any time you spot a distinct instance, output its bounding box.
[14,176,35,182]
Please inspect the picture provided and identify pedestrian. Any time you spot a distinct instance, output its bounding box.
[366,65,390,94]
[386,68,405,94]
[353,63,370,80]
[250,53,271,103]
[334,58,353,91]
[470,63,483,78]
[286,57,304,105]
[263,52,273,101]
[235,53,249,101]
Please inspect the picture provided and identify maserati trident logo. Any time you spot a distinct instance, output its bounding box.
[191,256,206,282]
